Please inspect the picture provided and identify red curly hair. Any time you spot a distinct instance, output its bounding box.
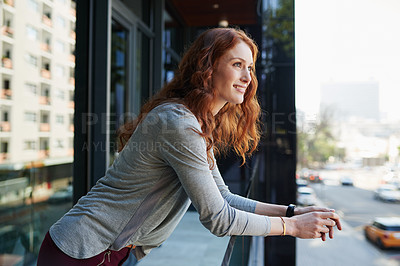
[118,27,261,167]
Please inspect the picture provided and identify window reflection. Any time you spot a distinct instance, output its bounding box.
[0,0,75,263]
[135,29,150,109]
[110,20,129,164]
[163,10,182,84]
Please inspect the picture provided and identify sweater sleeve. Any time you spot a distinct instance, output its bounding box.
[157,107,271,237]
[211,165,259,213]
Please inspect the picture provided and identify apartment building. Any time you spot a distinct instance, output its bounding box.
[0,0,75,167]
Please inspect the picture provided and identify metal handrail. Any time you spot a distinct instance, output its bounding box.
[221,155,261,266]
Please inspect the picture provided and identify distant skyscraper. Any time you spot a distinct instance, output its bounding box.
[320,81,380,121]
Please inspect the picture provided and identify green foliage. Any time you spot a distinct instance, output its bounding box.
[263,0,294,59]
[297,107,344,167]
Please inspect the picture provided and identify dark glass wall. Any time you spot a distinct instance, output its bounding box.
[261,0,296,265]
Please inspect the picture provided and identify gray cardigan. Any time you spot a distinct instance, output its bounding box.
[49,103,271,260]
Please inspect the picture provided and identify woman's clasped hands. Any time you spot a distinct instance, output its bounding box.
[286,206,342,241]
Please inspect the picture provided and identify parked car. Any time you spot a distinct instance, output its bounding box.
[340,176,354,186]
[48,185,73,204]
[374,184,400,202]
[364,217,400,249]
[296,179,309,188]
[297,187,317,206]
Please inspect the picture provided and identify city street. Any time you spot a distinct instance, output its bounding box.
[297,168,400,265]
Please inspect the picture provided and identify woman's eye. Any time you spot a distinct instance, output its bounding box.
[248,66,253,72]
[233,62,241,68]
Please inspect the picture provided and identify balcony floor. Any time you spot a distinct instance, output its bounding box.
[137,210,229,266]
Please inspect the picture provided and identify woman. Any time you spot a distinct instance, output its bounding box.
[37,27,341,265]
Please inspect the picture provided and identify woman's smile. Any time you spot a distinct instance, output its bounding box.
[211,40,254,115]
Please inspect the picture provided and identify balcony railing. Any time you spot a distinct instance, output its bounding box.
[38,150,50,159]
[41,69,51,79]
[1,89,12,99]
[40,123,50,132]
[1,26,14,37]
[39,96,51,105]
[221,155,260,266]
[2,58,13,69]
[4,0,14,7]
[70,8,76,17]
[0,152,8,162]
[42,15,52,27]
[0,121,11,132]
[41,43,51,52]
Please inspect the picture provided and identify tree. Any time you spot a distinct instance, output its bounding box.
[297,107,343,168]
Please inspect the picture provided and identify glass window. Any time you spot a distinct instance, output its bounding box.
[26,25,38,41]
[120,0,152,28]
[55,40,65,53]
[55,89,65,100]
[163,9,182,84]
[24,140,37,150]
[27,0,39,13]
[55,139,64,148]
[25,54,38,67]
[2,111,9,122]
[1,1,76,263]
[56,114,64,124]
[55,16,66,29]
[109,19,129,164]
[135,29,151,109]
[55,65,65,77]
[24,112,37,122]
[25,83,37,95]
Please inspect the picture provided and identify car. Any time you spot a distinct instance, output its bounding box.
[374,184,400,202]
[48,185,73,204]
[387,179,400,190]
[298,168,311,179]
[308,172,323,183]
[296,179,309,188]
[364,217,400,249]
[340,176,354,186]
[297,187,317,206]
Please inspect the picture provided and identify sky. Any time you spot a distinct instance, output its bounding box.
[295,0,400,121]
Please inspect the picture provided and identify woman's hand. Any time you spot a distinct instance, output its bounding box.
[294,206,335,216]
[286,211,342,241]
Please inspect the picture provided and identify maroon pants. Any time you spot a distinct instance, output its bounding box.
[37,232,132,266]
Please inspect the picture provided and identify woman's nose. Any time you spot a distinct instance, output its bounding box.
[241,69,251,83]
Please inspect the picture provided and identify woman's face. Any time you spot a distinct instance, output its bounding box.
[211,40,253,115]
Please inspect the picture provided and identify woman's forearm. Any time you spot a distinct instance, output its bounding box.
[254,202,288,217]
[268,217,296,236]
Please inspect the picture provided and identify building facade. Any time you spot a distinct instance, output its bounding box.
[0,0,75,165]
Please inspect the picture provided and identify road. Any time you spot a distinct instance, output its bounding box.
[303,170,400,265]
[311,183,400,229]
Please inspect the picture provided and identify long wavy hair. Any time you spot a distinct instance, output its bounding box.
[118,27,261,167]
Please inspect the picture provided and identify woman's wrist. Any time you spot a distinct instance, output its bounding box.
[285,204,296,217]
[284,217,297,237]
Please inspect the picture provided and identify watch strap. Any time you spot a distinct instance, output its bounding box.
[286,204,296,217]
